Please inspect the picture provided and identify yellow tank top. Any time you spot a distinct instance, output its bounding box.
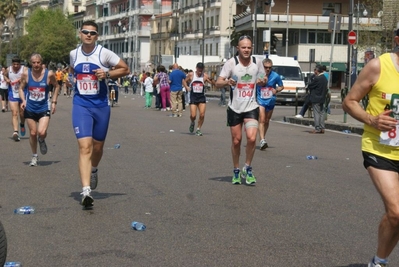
[362,53,399,159]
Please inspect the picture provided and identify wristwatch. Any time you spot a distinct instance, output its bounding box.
[106,71,111,79]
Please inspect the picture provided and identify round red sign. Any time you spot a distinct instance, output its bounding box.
[348,30,357,45]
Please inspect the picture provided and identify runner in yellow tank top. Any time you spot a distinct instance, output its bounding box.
[343,29,399,267]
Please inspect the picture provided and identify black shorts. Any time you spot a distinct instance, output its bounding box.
[0,89,8,100]
[227,107,259,127]
[57,80,62,86]
[363,151,399,172]
[24,109,50,122]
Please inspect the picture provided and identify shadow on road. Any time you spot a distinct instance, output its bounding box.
[69,191,127,203]
[334,264,368,267]
[23,160,61,166]
[209,176,232,183]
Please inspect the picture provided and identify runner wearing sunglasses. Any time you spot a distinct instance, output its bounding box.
[68,20,130,208]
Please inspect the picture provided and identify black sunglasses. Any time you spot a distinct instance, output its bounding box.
[264,66,272,69]
[81,30,98,36]
[239,35,252,41]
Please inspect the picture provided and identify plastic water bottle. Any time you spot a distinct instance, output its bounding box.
[14,206,35,215]
[306,155,318,160]
[4,262,22,267]
[231,75,238,90]
[114,143,121,149]
[131,221,146,231]
[342,130,351,134]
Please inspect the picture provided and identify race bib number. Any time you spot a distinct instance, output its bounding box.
[28,86,45,101]
[236,83,255,101]
[76,74,99,95]
[192,82,204,93]
[260,86,273,99]
[379,94,399,146]
[11,81,20,98]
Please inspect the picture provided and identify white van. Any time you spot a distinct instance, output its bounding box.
[253,55,306,105]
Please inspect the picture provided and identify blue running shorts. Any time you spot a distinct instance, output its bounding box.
[72,104,110,141]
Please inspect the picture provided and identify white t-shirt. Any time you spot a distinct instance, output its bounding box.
[219,56,265,113]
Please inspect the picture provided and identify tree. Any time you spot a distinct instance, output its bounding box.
[0,0,19,52]
[19,8,77,65]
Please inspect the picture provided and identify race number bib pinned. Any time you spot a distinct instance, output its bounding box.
[260,86,273,99]
[192,81,204,93]
[380,93,399,146]
[236,83,255,101]
[28,86,45,101]
[11,81,20,98]
[76,74,99,95]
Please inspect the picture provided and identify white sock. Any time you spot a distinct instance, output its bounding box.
[82,186,90,192]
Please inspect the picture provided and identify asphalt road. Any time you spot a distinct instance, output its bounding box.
[0,92,396,267]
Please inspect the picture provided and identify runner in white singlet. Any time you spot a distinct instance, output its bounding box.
[216,36,267,185]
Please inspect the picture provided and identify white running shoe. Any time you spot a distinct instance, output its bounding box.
[12,132,20,142]
[81,188,94,208]
[295,114,303,118]
[260,139,268,150]
[29,156,38,167]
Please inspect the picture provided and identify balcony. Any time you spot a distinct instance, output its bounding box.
[194,3,203,13]
[235,12,381,32]
[151,32,179,40]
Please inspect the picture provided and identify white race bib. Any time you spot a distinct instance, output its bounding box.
[260,86,273,99]
[236,83,255,101]
[28,87,45,101]
[192,83,203,93]
[11,81,20,98]
[76,74,99,95]
[380,126,399,146]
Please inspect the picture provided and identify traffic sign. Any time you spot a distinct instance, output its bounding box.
[348,30,357,45]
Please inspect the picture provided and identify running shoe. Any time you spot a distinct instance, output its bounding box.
[241,166,256,185]
[81,188,94,208]
[195,129,203,136]
[368,257,388,267]
[232,169,241,184]
[1,108,4,113]
[260,139,268,150]
[189,121,195,133]
[12,132,20,142]
[38,139,47,155]
[90,170,98,190]
[29,156,38,167]
[20,124,26,136]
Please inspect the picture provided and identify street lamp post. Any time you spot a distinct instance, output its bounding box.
[228,0,235,58]
[285,0,289,56]
[157,0,162,66]
[202,1,205,65]
[253,0,258,54]
[267,0,275,56]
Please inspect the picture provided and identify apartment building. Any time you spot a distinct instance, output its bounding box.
[234,0,391,89]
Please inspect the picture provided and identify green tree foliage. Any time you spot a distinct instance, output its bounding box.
[19,8,77,64]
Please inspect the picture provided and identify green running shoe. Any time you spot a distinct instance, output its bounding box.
[242,166,256,185]
[195,129,203,136]
[232,169,241,184]
[189,121,195,133]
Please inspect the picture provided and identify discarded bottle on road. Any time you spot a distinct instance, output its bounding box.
[342,130,351,133]
[4,262,22,267]
[114,143,121,149]
[14,206,35,215]
[131,221,146,231]
[306,155,318,160]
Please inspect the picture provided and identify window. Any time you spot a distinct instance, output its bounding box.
[216,43,218,56]
[210,17,214,27]
[308,31,315,43]
[74,5,78,12]
[322,3,341,16]
[205,44,208,56]
[215,15,219,26]
[210,43,212,56]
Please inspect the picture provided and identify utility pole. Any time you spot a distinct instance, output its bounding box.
[344,0,354,123]
[202,1,205,65]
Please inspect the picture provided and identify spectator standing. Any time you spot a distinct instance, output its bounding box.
[308,65,328,134]
[154,65,170,111]
[143,72,153,108]
[168,63,186,117]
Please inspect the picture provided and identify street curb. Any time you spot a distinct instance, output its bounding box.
[284,116,364,135]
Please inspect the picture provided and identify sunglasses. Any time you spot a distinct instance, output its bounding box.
[81,30,98,36]
[264,66,272,69]
[239,35,252,41]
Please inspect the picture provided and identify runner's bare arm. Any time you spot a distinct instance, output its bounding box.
[18,69,28,108]
[343,58,396,131]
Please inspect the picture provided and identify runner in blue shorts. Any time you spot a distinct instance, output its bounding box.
[68,20,130,208]
[19,53,60,167]
[256,58,284,150]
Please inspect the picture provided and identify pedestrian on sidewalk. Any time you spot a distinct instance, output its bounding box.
[308,65,328,134]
